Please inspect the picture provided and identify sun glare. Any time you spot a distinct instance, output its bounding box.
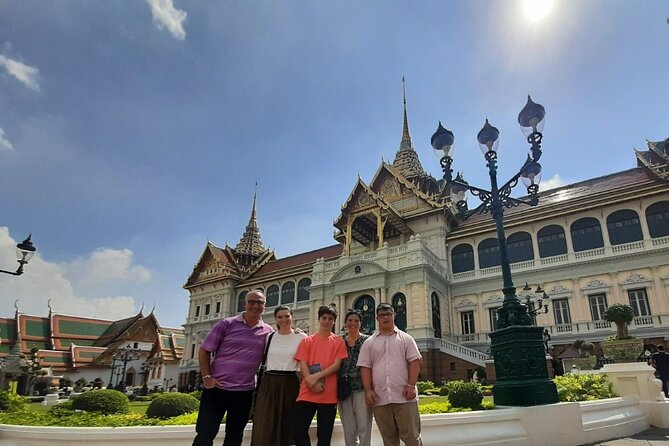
[523,0,555,22]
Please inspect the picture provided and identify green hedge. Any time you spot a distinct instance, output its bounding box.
[0,391,28,412]
[146,393,199,419]
[444,381,484,410]
[554,373,617,402]
[71,389,130,415]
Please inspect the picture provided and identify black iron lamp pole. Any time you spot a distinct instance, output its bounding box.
[0,235,36,276]
[431,96,558,406]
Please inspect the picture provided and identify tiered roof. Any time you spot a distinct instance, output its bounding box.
[391,79,440,195]
[0,308,183,372]
[234,188,266,258]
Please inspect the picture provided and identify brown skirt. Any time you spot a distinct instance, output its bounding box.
[251,371,300,446]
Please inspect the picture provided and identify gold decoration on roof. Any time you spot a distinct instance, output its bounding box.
[235,186,266,257]
[392,77,427,180]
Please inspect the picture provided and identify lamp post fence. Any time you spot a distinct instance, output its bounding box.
[431,96,558,406]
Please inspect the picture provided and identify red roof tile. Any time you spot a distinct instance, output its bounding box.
[255,244,342,275]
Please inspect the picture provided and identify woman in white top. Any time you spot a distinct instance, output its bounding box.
[251,305,307,446]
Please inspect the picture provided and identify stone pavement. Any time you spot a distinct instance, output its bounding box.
[581,428,669,445]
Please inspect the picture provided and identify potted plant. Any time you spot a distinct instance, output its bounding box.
[570,339,597,370]
[601,303,644,362]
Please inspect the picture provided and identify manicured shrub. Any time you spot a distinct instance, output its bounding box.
[418,401,452,414]
[480,399,495,410]
[188,390,202,400]
[445,380,484,410]
[554,373,617,402]
[146,392,199,419]
[416,381,435,395]
[71,389,130,414]
[0,390,27,412]
[438,386,449,396]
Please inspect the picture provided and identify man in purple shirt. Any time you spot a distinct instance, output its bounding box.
[193,289,273,446]
[358,303,423,446]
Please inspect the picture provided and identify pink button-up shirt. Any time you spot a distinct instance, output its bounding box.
[357,327,422,406]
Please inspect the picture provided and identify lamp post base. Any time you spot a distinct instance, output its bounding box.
[490,325,558,406]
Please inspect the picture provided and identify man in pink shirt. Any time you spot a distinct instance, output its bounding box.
[358,303,423,446]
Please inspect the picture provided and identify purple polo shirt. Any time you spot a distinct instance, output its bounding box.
[200,313,274,391]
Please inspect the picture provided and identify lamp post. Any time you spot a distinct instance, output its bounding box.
[431,96,558,406]
[111,345,141,393]
[0,235,36,276]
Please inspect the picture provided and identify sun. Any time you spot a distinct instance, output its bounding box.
[522,0,555,22]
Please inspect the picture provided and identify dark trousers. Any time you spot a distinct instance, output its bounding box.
[294,401,337,446]
[660,373,669,397]
[193,387,253,446]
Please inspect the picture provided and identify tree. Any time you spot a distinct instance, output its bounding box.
[604,304,634,339]
[19,347,46,396]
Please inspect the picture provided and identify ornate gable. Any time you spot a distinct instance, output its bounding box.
[370,163,446,212]
[636,136,669,181]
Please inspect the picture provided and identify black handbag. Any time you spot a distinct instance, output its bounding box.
[338,372,352,400]
[250,332,275,419]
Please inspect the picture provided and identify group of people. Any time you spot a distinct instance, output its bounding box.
[193,289,423,446]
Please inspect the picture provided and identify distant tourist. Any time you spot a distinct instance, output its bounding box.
[358,303,423,446]
[192,289,273,446]
[294,305,348,446]
[338,309,373,446]
[251,305,306,446]
[652,345,669,398]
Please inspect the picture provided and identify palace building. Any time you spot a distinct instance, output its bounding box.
[0,304,184,394]
[179,92,669,387]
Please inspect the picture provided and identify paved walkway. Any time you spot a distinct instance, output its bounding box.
[582,428,669,445]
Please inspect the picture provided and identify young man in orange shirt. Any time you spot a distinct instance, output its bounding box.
[294,305,348,446]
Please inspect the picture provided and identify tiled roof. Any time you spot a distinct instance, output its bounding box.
[453,167,658,229]
[254,244,342,276]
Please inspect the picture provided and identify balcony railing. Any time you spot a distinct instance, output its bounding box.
[450,236,669,283]
[454,313,667,345]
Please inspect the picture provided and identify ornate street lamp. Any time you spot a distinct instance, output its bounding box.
[0,235,37,276]
[432,96,558,406]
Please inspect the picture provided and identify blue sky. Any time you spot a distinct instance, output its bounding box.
[0,1,667,327]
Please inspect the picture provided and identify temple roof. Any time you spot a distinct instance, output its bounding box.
[392,78,428,181]
[450,166,666,237]
[254,244,342,277]
[235,188,266,257]
[635,136,669,181]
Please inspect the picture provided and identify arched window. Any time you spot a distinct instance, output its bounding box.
[537,225,567,258]
[266,285,279,307]
[507,232,534,263]
[451,244,475,273]
[570,217,604,252]
[478,238,500,268]
[297,278,312,302]
[392,293,407,331]
[281,281,295,304]
[237,291,246,312]
[607,209,643,245]
[431,293,442,338]
[354,295,376,335]
[646,201,669,238]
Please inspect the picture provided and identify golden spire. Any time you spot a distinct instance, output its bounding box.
[235,183,266,258]
[393,77,426,178]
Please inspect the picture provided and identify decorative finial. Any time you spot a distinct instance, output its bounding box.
[48,299,52,315]
[14,299,19,315]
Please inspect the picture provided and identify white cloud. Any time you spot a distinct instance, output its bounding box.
[541,174,565,191]
[67,248,151,285]
[0,227,139,320]
[146,0,187,40]
[0,128,13,151]
[0,54,39,91]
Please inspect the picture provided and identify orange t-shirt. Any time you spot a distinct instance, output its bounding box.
[295,333,348,404]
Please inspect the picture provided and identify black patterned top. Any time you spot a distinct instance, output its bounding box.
[339,334,370,392]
